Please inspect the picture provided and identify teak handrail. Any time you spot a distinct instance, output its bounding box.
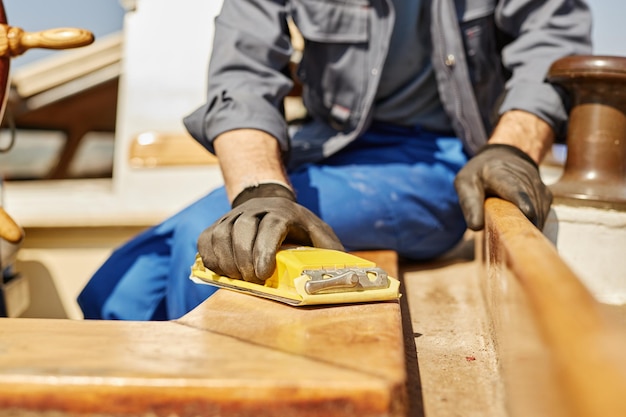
[483,198,626,417]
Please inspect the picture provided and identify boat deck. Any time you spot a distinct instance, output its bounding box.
[402,256,505,417]
[2,200,626,416]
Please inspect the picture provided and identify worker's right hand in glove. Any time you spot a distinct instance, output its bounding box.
[197,183,344,284]
[454,143,553,231]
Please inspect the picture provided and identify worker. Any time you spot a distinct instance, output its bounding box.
[78,0,592,320]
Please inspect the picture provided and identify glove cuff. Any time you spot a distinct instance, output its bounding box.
[477,143,539,170]
[231,182,296,208]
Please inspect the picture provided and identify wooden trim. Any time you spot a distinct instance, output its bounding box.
[11,32,122,99]
[483,198,626,417]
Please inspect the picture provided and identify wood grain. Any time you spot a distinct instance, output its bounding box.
[0,26,93,58]
[0,281,406,416]
[484,197,626,417]
[0,207,23,243]
[128,131,219,168]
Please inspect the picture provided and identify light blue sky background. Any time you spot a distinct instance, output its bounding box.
[587,0,626,56]
[2,0,625,64]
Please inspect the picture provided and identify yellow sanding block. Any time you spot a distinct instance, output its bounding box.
[189,246,401,306]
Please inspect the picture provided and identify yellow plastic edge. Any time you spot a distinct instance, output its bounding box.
[189,247,401,306]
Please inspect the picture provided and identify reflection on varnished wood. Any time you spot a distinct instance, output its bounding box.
[0,286,406,416]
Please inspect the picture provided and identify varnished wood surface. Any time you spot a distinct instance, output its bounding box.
[178,290,405,384]
[0,206,23,243]
[352,249,398,279]
[128,131,219,168]
[0,26,93,58]
[0,252,406,416]
[483,198,626,417]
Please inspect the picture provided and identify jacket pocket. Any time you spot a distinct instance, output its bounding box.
[457,1,503,130]
[457,0,497,84]
[290,0,371,130]
[291,0,369,43]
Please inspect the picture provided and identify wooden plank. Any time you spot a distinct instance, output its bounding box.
[128,131,219,168]
[351,249,398,278]
[483,197,626,417]
[178,290,405,383]
[401,259,506,417]
[0,285,406,416]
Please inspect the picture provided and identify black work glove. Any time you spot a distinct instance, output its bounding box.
[197,183,344,284]
[454,144,553,231]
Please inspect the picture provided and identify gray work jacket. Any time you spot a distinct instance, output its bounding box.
[184,0,592,165]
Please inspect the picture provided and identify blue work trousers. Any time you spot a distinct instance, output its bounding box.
[78,124,468,320]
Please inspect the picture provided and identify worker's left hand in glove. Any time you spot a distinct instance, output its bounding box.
[197,183,344,284]
[454,143,553,231]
